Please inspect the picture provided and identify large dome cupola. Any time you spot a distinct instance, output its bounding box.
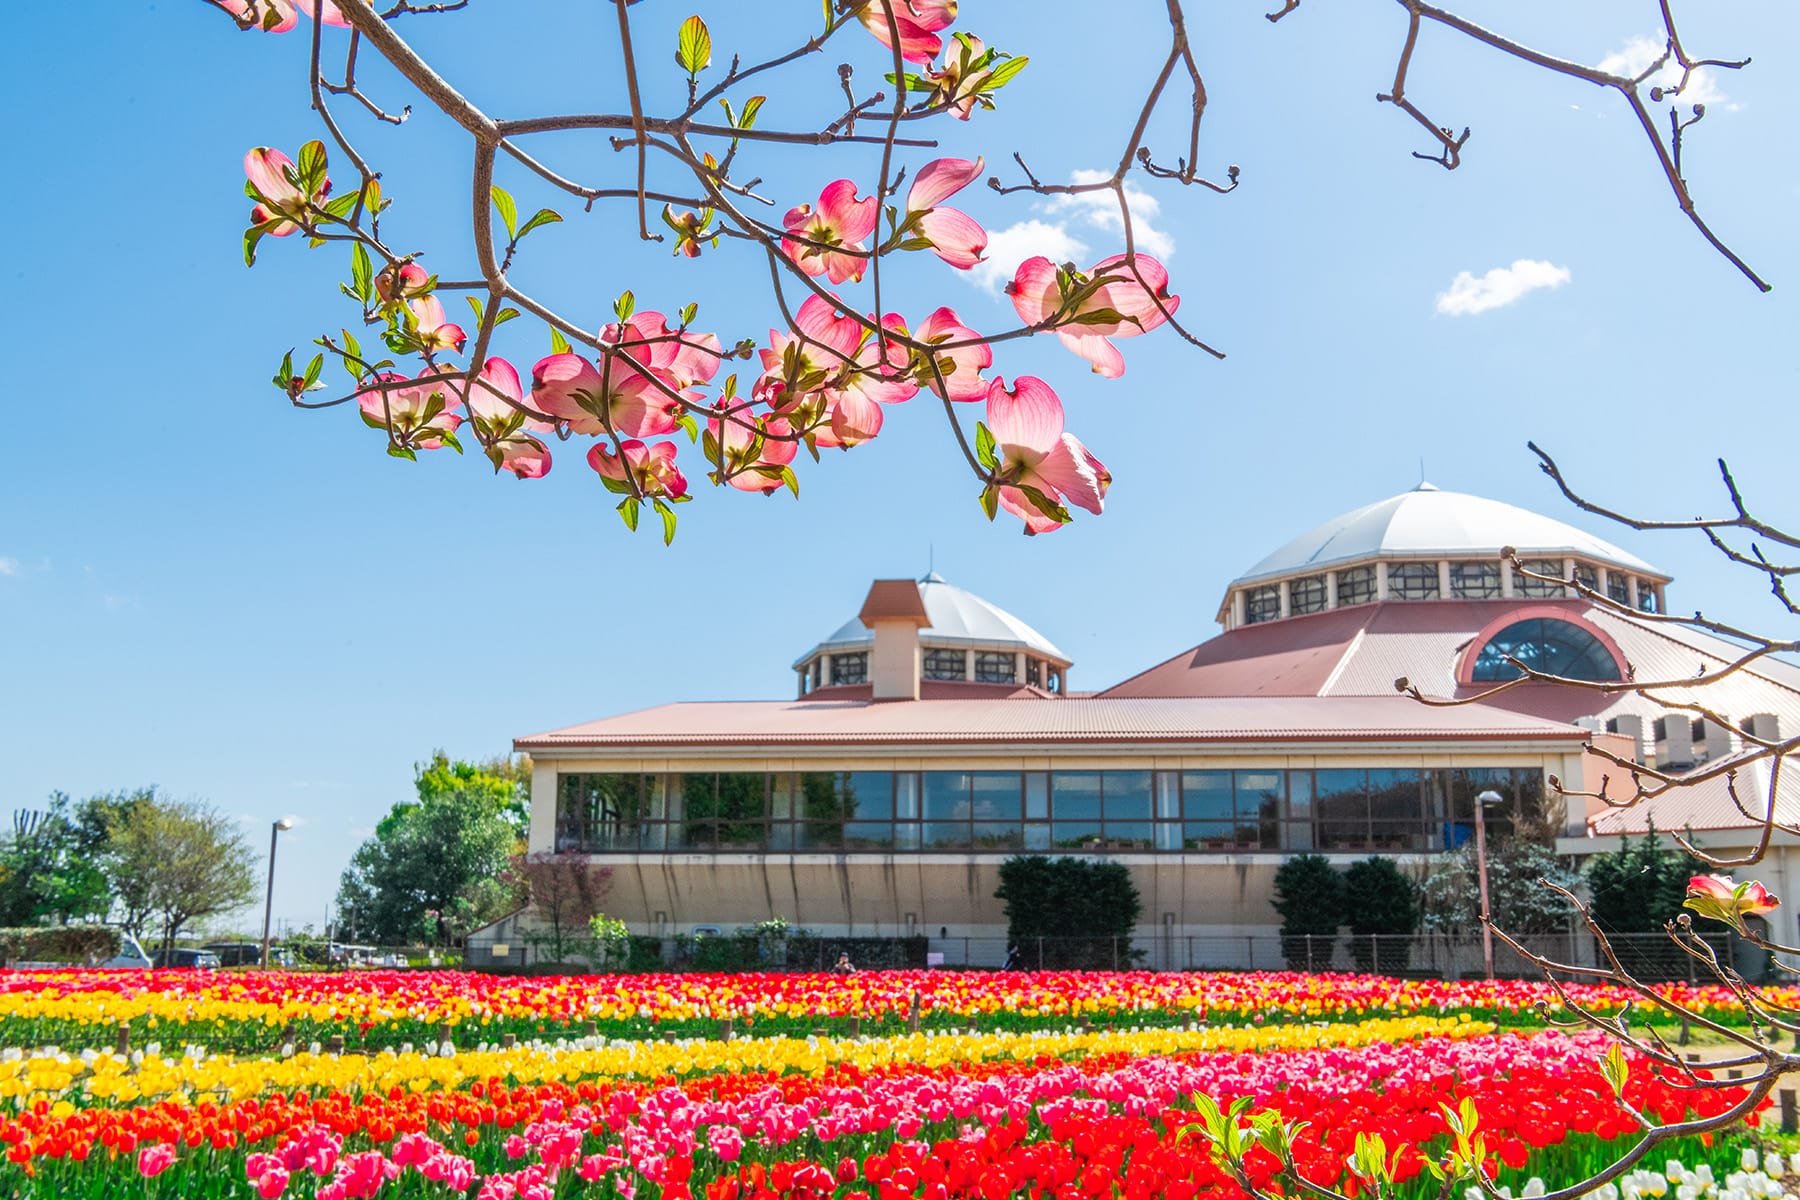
[794,573,1072,696]
[1216,484,1671,629]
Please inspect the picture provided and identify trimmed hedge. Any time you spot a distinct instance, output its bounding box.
[0,925,122,966]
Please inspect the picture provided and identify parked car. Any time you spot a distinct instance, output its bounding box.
[204,942,271,967]
[98,934,152,970]
[150,948,222,970]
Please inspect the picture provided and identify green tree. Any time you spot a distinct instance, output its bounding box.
[995,856,1142,970]
[1270,853,1345,971]
[107,797,259,954]
[337,754,527,946]
[1343,857,1421,974]
[1583,828,1699,981]
[0,790,155,927]
[1420,842,1580,939]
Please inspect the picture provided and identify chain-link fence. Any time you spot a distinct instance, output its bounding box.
[464,927,1782,980]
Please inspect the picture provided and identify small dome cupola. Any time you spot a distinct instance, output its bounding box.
[1215,483,1672,629]
[794,573,1073,697]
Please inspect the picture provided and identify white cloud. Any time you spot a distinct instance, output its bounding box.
[1435,259,1571,316]
[1598,35,1737,111]
[967,168,1177,295]
[968,219,1090,294]
[0,558,17,577]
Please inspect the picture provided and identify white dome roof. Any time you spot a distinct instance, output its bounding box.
[1233,483,1663,586]
[796,573,1068,667]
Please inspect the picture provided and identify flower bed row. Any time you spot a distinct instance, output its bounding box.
[0,970,1777,1053]
[0,1025,1764,1199]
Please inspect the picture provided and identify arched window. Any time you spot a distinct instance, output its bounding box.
[1471,617,1622,682]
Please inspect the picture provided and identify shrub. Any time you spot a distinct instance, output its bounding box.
[1343,857,1420,974]
[995,856,1143,970]
[1270,854,1344,971]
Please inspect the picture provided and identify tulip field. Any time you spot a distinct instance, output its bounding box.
[0,970,1782,1199]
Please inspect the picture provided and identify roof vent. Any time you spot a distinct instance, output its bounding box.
[858,580,931,701]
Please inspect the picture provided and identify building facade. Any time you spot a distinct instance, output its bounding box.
[512,484,1800,966]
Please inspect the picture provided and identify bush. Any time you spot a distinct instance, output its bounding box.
[1270,854,1344,970]
[1343,858,1420,974]
[0,924,122,966]
[995,856,1143,970]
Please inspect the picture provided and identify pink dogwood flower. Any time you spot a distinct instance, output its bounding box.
[375,262,431,309]
[138,1143,178,1178]
[983,375,1110,534]
[1684,874,1779,934]
[782,180,878,284]
[219,0,349,33]
[588,440,689,500]
[407,295,466,353]
[857,0,957,64]
[707,401,799,494]
[460,358,552,479]
[357,370,464,453]
[912,306,991,401]
[923,33,1000,120]
[1005,253,1181,378]
[902,157,987,269]
[244,146,330,236]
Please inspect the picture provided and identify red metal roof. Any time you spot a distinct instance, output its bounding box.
[857,579,930,626]
[1588,753,1800,836]
[515,695,1586,751]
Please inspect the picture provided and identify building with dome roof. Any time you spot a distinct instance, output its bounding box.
[505,484,1800,968]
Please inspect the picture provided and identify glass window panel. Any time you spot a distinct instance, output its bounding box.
[797,773,843,848]
[971,822,1022,850]
[1235,770,1282,848]
[1051,821,1102,850]
[921,821,970,849]
[1024,772,1049,820]
[1607,572,1630,604]
[843,822,895,849]
[830,652,868,685]
[1050,772,1102,821]
[1244,585,1280,624]
[1638,583,1660,613]
[1316,769,1368,850]
[1154,822,1181,851]
[1290,575,1327,615]
[1517,558,1566,598]
[1367,768,1422,826]
[1023,824,1050,850]
[921,772,971,821]
[1286,770,1313,820]
[1387,562,1440,601]
[1181,771,1233,823]
[1104,771,1153,822]
[1369,823,1426,851]
[970,773,1022,822]
[798,821,844,849]
[895,772,920,821]
[839,772,895,821]
[1574,563,1598,593]
[1451,561,1501,599]
[1183,821,1235,850]
[1104,822,1153,849]
[1026,659,1042,687]
[557,773,645,851]
[975,652,1017,684]
[1337,565,1376,606]
[1154,772,1181,821]
[1472,618,1622,682]
[922,648,966,681]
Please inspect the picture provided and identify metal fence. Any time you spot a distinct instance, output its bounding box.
[464,927,1782,980]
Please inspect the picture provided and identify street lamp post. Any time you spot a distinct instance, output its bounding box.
[261,819,295,969]
[1474,789,1505,981]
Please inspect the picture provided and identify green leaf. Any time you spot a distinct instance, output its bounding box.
[676,15,712,74]
[493,307,521,326]
[517,208,562,239]
[984,54,1029,90]
[302,354,324,388]
[321,193,358,221]
[654,498,678,546]
[490,185,518,241]
[243,220,279,267]
[350,243,372,302]
[272,350,296,391]
[678,303,698,327]
[738,95,766,129]
[777,464,799,498]
[978,485,998,521]
[466,295,485,325]
[1599,1042,1629,1096]
[614,291,636,323]
[387,444,417,461]
[550,327,573,355]
[342,329,362,361]
[1072,305,1140,328]
[617,496,641,532]
[296,139,329,193]
[974,420,999,471]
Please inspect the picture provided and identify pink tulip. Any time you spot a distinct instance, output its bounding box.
[244,147,330,237]
[782,180,878,284]
[587,439,688,500]
[254,1165,291,1199]
[1005,253,1180,378]
[913,306,991,401]
[985,376,1109,534]
[138,1143,177,1178]
[905,157,987,269]
[857,0,957,64]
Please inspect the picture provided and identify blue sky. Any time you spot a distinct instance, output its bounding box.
[2,1,1797,930]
